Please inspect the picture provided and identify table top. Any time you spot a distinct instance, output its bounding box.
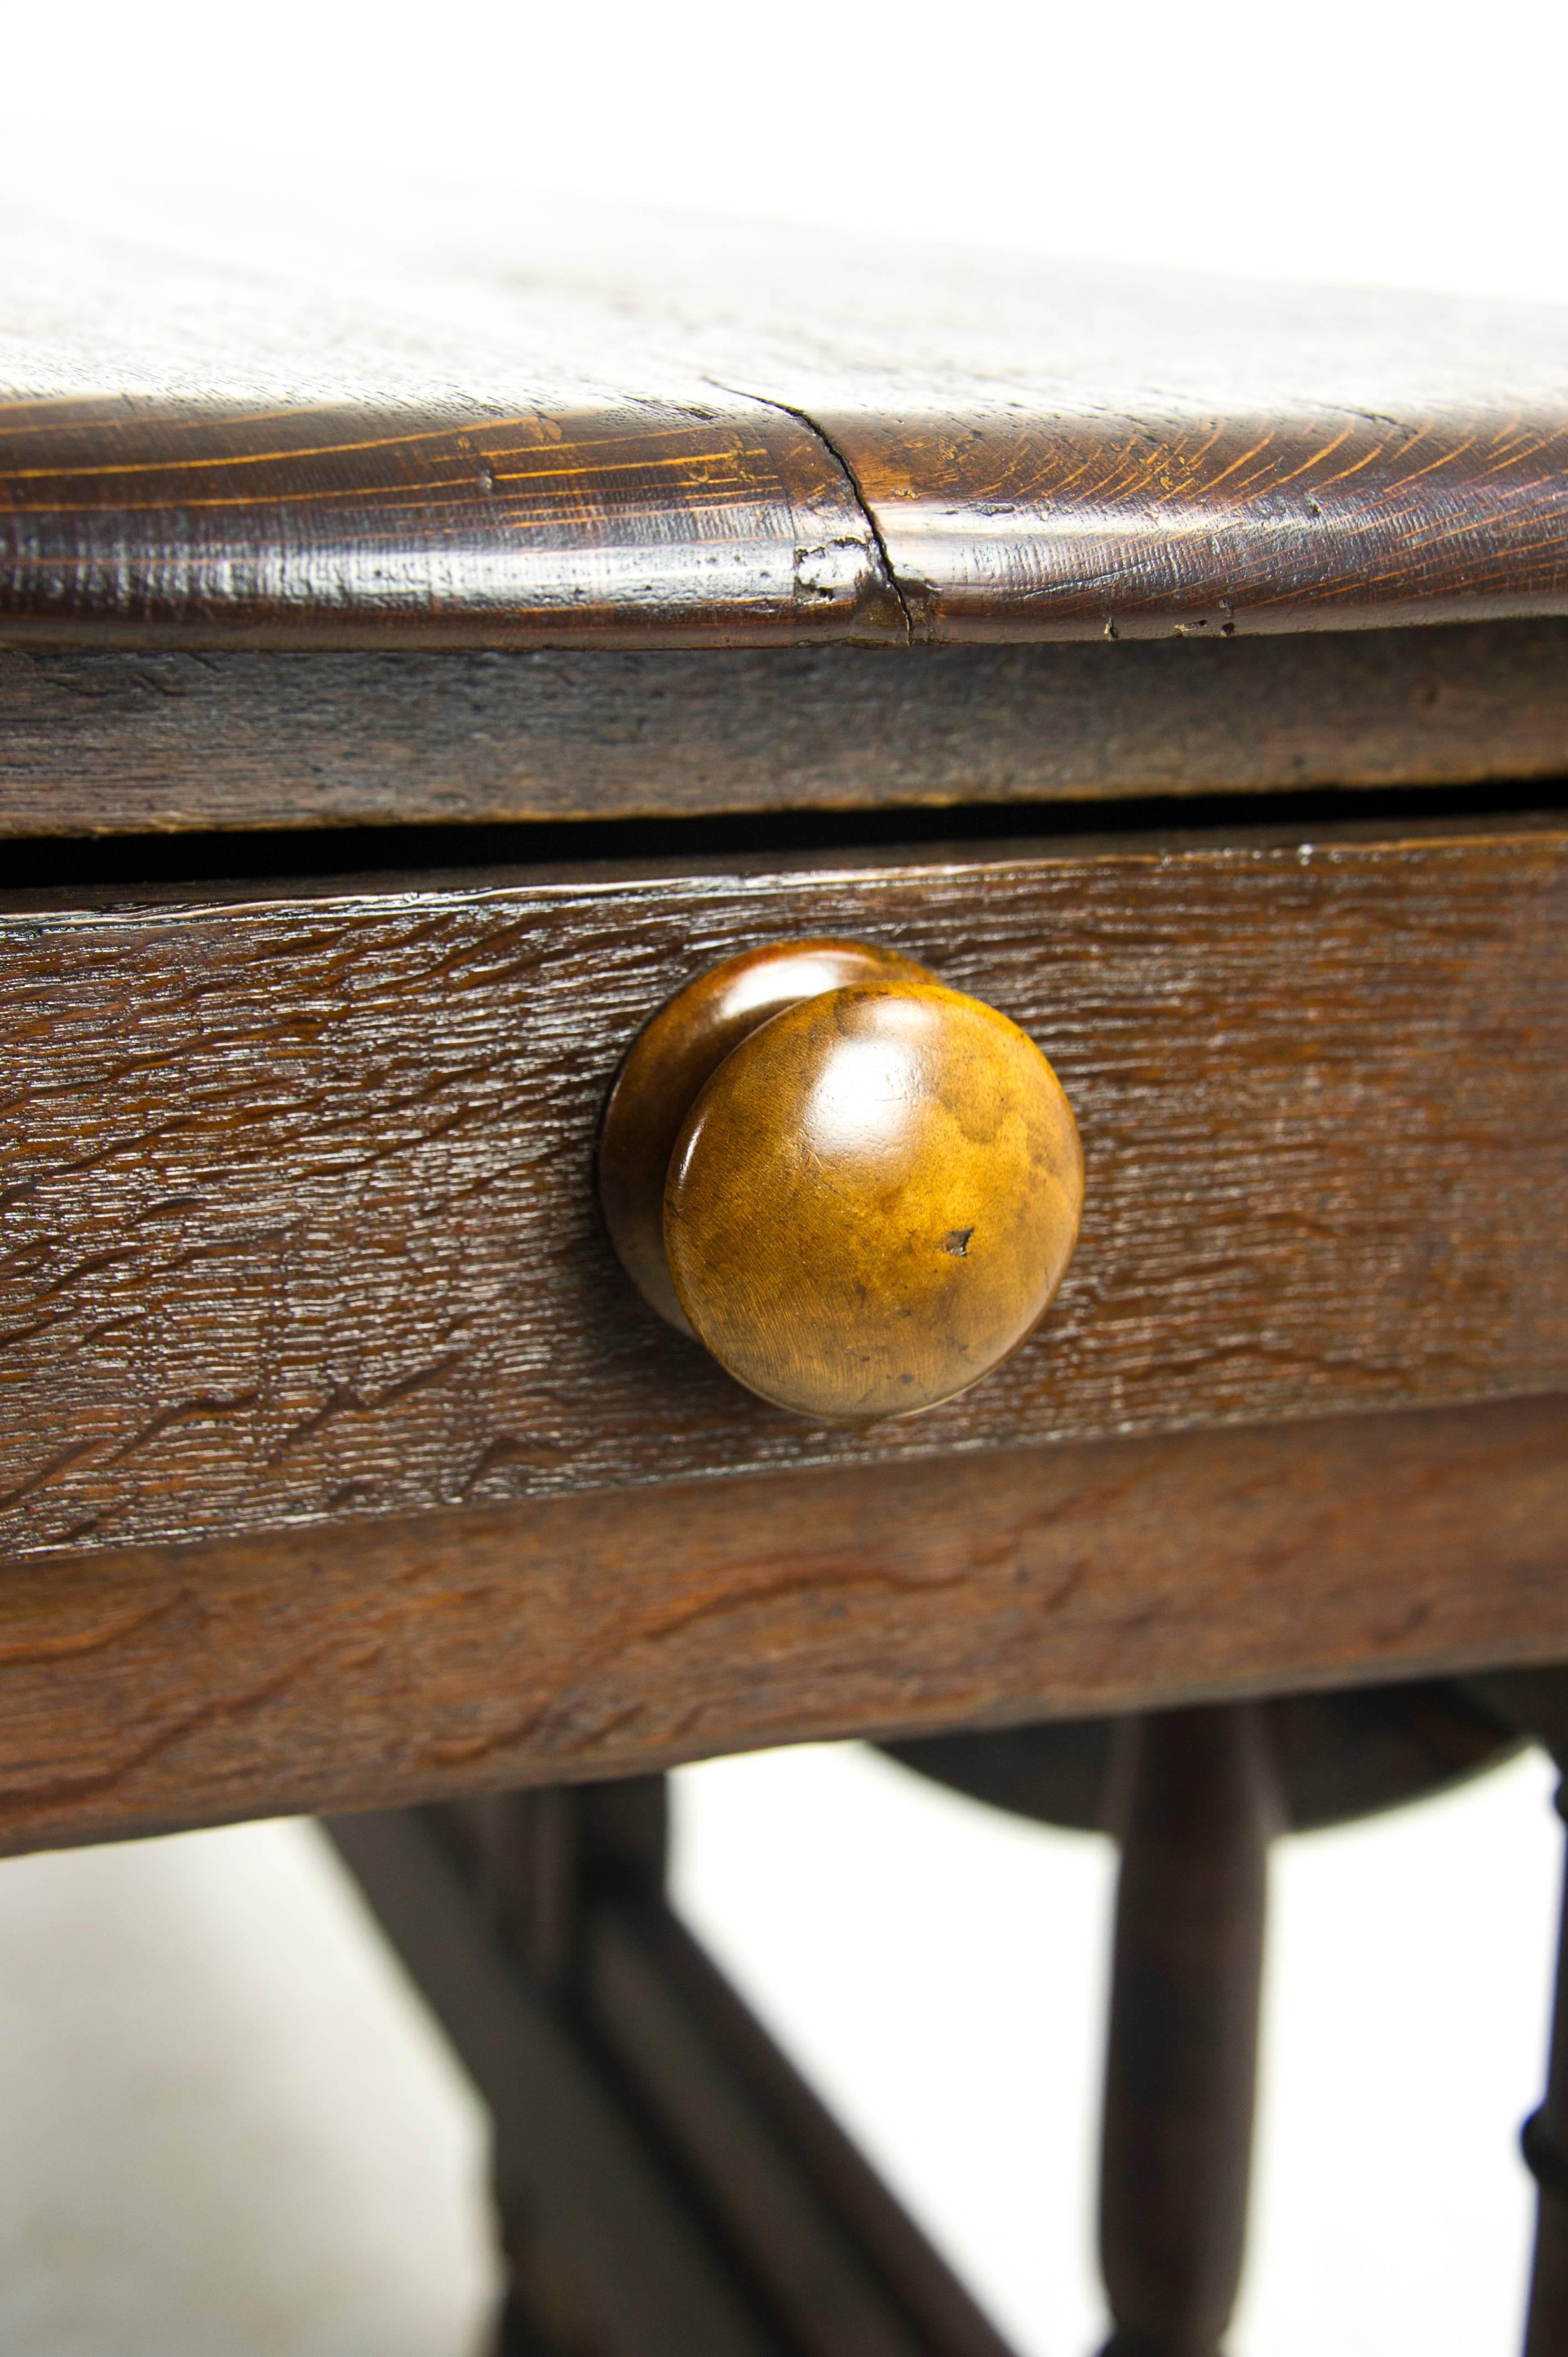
[3,163,1567,1856]
[3,166,1567,651]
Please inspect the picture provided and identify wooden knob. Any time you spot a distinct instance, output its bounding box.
[599,940,1083,1423]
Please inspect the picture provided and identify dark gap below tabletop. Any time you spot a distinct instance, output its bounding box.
[4,775,1567,894]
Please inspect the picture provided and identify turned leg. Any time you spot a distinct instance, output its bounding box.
[1454,1667,1568,2357]
[1098,1704,1281,2357]
[1522,1778,1568,2354]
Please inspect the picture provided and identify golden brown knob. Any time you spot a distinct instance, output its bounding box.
[599,940,1083,1423]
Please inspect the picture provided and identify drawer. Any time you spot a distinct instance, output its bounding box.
[4,811,1566,1561]
[2,811,1568,1854]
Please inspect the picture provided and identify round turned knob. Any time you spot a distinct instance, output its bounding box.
[599,940,1083,1423]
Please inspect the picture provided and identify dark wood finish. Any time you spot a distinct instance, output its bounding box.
[4,164,1564,2357]
[443,1788,585,2000]
[7,624,1568,840]
[1098,1707,1280,2357]
[1462,1669,1568,1765]
[323,1803,776,2357]
[1523,1784,1568,2357]
[896,1681,1529,2355]
[2,1394,1566,1858]
[885,1679,1520,1835]
[585,1901,1012,2357]
[4,180,1568,648]
[4,817,1566,1558]
[601,939,937,1337]
[652,960,1082,1421]
[434,1776,671,2003]
[327,1795,1014,2357]
[1442,1679,1568,2357]
[1459,1675,1568,2357]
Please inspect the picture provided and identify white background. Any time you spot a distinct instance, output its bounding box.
[0,1751,1559,2356]
[2,0,1568,304]
[1,1,1564,2350]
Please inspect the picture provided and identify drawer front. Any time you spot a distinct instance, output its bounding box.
[3,815,1565,1560]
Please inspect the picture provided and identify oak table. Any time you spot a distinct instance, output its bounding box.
[2,168,1567,2355]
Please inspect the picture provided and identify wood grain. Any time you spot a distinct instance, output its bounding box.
[599,938,941,1337]
[2,1394,1566,1858]
[3,819,1566,1558]
[662,977,1084,1421]
[3,172,1567,647]
[6,624,1568,839]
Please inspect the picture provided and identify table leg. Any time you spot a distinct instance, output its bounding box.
[1521,1777,1568,2356]
[325,1781,1014,2357]
[1098,1705,1281,2357]
[1456,1669,1568,2357]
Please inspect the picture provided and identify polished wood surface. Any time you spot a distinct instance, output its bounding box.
[7,623,1568,840]
[3,169,1567,647]
[666,979,1082,1421]
[4,158,1565,2357]
[603,939,1082,1419]
[600,939,937,1337]
[3,817,1564,1558]
[2,1393,1566,1858]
